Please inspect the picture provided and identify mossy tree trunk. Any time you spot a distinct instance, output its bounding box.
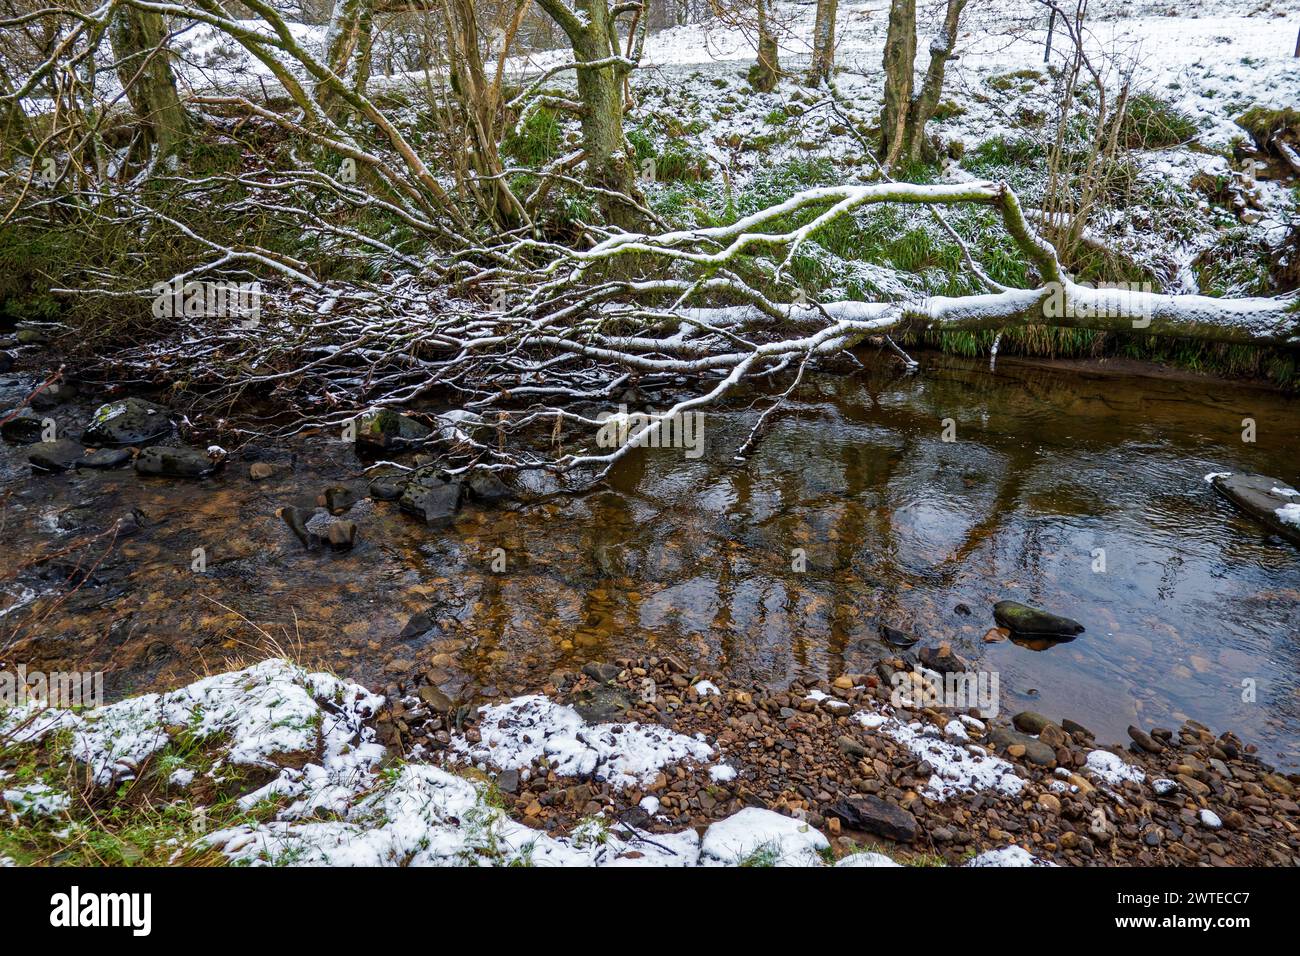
[535,0,647,229]
[749,0,781,92]
[879,0,916,166]
[108,6,189,161]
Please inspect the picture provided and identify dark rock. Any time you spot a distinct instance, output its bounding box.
[82,398,173,446]
[367,467,408,501]
[354,408,432,454]
[326,521,356,551]
[31,382,77,411]
[581,661,622,684]
[496,769,520,795]
[76,447,133,470]
[1012,711,1052,734]
[399,465,462,527]
[418,685,454,711]
[825,795,918,842]
[1,409,46,443]
[993,600,1085,638]
[572,685,633,723]
[879,624,918,648]
[1209,472,1300,546]
[322,486,356,514]
[134,445,223,479]
[28,439,84,472]
[1127,725,1164,753]
[1062,718,1094,738]
[465,467,512,503]
[917,644,971,674]
[399,611,436,643]
[0,351,13,373]
[281,506,322,550]
[954,603,972,616]
[989,726,1056,766]
[837,735,869,758]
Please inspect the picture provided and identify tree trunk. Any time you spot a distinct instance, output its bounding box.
[806,0,838,86]
[900,0,966,165]
[108,6,188,160]
[748,0,781,92]
[879,0,916,167]
[319,0,372,123]
[535,0,646,229]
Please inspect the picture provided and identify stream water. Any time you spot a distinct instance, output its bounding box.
[2,353,1298,767]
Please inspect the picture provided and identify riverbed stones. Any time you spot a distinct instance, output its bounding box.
[134,445,223,478]
[326,520,357,551]
[281,506,322,549]
[572,684,633,723]
[28,439,84,472]
[1128,725,1164,753]
[1209,472,1300,546]
[1013,711,1052,734]
[249,462,274,480]
[354,408,432,454]
[993,600,1085,638]
[399,465,462,527]
[82,398,173,446]
[879,624,918,647]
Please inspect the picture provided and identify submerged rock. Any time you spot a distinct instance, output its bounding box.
[1209,472,1300,546]
[879,624,918,648]
[28,438,84,472]
[281,506,322,550]
[134,445,224,479]
[354,408,432,454]
[367,467,409,501]
[83,398,173,446]
[993,600,1085,638]
[76,447,133,470]
[465,467,513,503]
[399,465,462,527]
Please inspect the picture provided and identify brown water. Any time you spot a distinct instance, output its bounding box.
[2,354,1298,767]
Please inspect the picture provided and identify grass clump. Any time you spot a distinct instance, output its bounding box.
[1120,93,1198,148]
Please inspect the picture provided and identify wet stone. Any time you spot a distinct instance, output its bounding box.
[134,445,223,479]
[82,398,173,447]
[76,447,133,470]
[1,409,46,444]
[399,466,462,527]
[993,600,1085,638]
[28,439,84,472]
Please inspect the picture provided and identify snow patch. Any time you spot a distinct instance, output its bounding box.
[1085,749,1146,787]
[699,807,829,867]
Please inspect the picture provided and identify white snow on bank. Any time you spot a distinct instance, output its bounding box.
[699,807,830,867]
[2,781,71,819]
[966,845,1058,868]
[1085,749,1146,787]
[0,659,382,787]
[836,852,902,867]
[450,694,714,789]
[854,711,1024,800]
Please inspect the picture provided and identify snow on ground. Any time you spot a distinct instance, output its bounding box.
[1085,748,1147,786]
[1,660,1060,867]
[449,693,715,789]
[854,709,1026,800]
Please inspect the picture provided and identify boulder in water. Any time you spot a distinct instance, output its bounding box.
[399,465,462,527]
[28,439,84,472]
[1208,472,1300,546]
[1,408,46,443]
[83,398,173,446]
[76,447,133,470]
[134,445,224,479]
[465,467,513,503]
[993,600,1085,638]
[354,408,432,454]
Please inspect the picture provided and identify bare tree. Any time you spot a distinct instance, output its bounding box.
[806,0,836,86]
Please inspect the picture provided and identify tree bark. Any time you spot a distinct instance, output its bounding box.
[900,0,966,165]
[806,0,837,86]
[749,0,781,92]
[109,5,188,160]
[534,0,647,229]
[879,0,915,166]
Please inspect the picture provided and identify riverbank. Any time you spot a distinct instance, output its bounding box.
[2,654,1296,866]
